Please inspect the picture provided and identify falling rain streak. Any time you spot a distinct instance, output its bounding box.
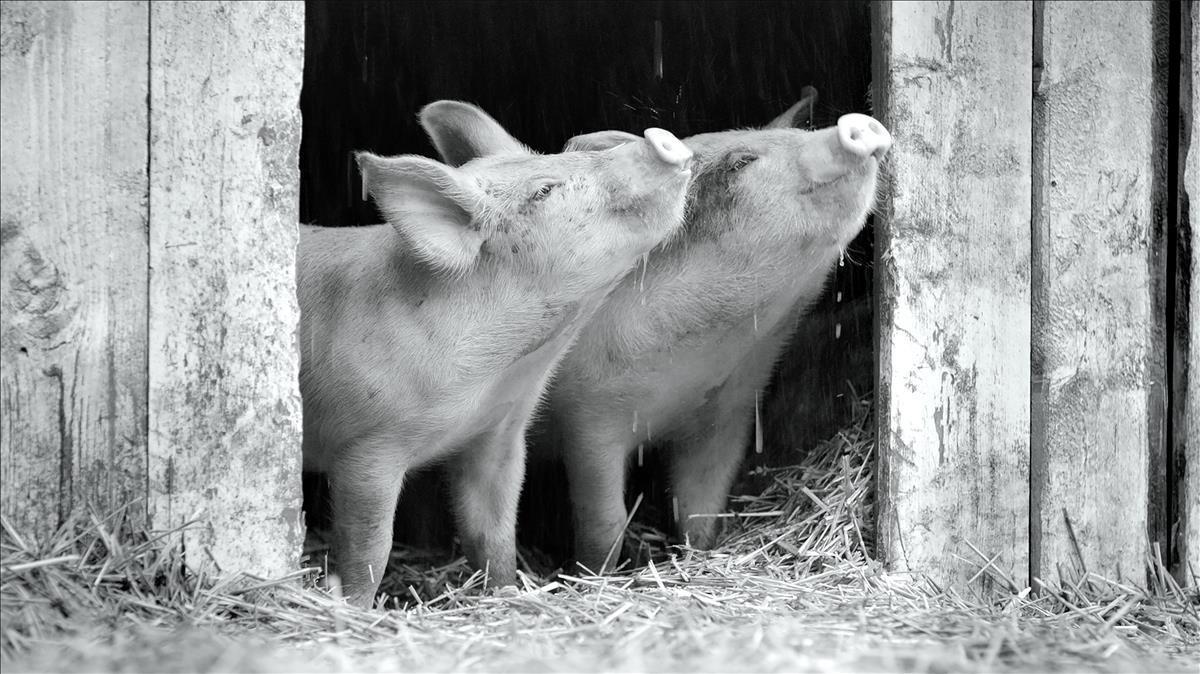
[754,391,763,454]
[654,19,664,82]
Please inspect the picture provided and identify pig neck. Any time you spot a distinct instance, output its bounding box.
[420,257,610,380]
[580,227,842,362]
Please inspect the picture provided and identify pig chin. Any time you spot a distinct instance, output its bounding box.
[800,178,878,248]
[802,155,877,193]
[615,177,689,233]
[631,167,692,202]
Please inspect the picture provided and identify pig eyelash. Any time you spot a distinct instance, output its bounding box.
[728,155,758,172]
[530,182,562,202]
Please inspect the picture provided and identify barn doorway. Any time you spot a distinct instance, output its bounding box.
[299,0,875,578]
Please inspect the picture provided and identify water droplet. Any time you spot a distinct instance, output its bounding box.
[632,409,638,433]
[754,392,763,454]
[638,443,644,467]
[836,291,843,303]
[835,323,842,339]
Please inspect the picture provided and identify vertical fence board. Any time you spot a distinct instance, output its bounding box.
[874,0,1032,587]
[148,1,304,577]
[1032,0,1162,582]
[0,1,149,537]
[1187,0,1200,586]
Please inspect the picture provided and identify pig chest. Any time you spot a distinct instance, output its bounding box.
[627,288,801,434]
[560,245,837,441]
[643,246,842,423]
[436,303,590,454]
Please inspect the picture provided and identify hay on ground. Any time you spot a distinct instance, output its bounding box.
[2,396,1198,673]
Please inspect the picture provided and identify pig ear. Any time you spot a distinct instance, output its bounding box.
[419,100,531,167]
[356,151,483,274]
[563,130,642,152]
[765,85,819,130]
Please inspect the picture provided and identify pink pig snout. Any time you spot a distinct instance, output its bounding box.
[643,128,693,167]
[836,114,891,160]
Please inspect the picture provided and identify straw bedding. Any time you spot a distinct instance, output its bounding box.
[2,397,1198,673]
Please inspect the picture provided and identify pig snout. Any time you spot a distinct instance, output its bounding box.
[643,128,694,167]
[836,113,892,160]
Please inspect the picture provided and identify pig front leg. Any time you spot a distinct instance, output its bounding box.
[562,422,631,574]
[328,440,407,608]
[669,389,755,549]
[446,421,528,587]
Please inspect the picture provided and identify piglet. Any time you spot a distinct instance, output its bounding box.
[298,106,693,605]
[421,92,892,572]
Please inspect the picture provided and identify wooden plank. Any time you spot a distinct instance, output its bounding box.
[1031,0,1162,583]
[1185,0,1200,586]
[148,0,304,577]
[0,1,149,538]
[873,0,1032,588]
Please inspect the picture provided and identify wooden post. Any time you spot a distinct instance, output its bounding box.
[1031,0,1165,583]
[873,0,1033,588]
[1185,0,1200,587]
[148,1,304,577]
[0,1,150,537]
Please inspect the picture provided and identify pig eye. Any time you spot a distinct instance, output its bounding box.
[729,154,759,172]
[531,182,561,202]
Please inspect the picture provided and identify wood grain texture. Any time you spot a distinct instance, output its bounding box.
[148,1,304,577]
[1186,0,1199,586]
[1031,0,1162,582]
[1,1,149,538]
[874,0,1032,588]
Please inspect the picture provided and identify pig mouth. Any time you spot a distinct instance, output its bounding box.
[798,157,876,195]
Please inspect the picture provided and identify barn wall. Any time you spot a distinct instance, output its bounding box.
[878,0,1192,587]
[0,0,305,579]
[873,0,1033,588]
[148,0,305,578]
[0,1,150,536]
[1031,0,1164,583]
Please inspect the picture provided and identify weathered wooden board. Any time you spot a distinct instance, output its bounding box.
[0,1,149,538]
[1186,0,1200,587]
[873,0,1032,588]
[1031,0,1163,583]
[148,1,304,577]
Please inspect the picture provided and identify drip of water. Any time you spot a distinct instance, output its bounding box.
[754,391,763,454]
[632,409,638,433]
[654,19,664,81]
[835,323,842,339]
[839,250,846,267]
[637,443,644,467]
[753,273,758,333]
[639,252,649,305]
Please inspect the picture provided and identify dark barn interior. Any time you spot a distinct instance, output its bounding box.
[299,0,875,571]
